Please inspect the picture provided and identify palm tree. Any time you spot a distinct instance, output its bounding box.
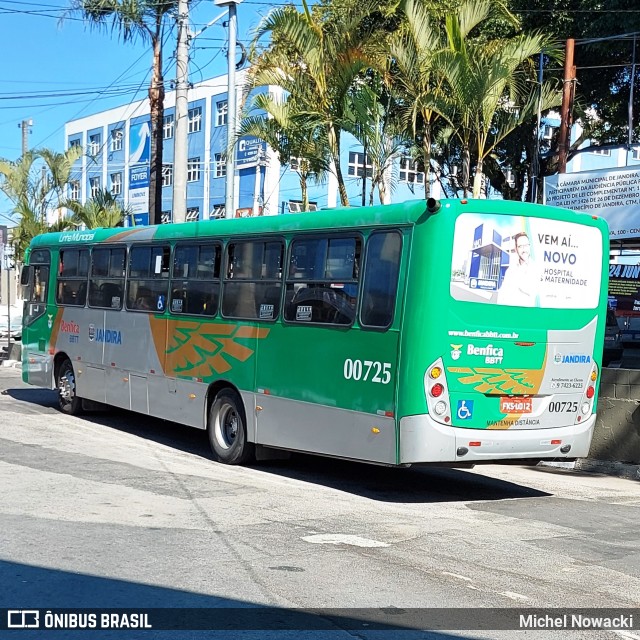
[251,0,376,206]
[0,146,83,263]
[237,92,330,211]
[65,189,132,229]
[437,1,560,197]
[67,0,176,224]
[387,0,444,199]
[347,82,408,205]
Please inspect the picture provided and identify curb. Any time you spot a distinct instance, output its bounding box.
[540,459,640,480]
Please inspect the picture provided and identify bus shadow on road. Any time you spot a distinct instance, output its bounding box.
[0,560,493,639]
[253,455,551,504]
[5,388,550,504]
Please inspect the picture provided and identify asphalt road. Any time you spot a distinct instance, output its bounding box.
[1,365,639,640]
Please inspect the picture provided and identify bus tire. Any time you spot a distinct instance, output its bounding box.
[207,389,254,465]
[57,359,83,416]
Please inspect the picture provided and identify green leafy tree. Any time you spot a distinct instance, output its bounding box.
[347,82,409,205]
[387,0,445,198]
[0,147,82,263]
[437,0,559,197]
[67,0,176,225]
[65,189,132,228]
[251,0,376,206]
[237,92,330,211]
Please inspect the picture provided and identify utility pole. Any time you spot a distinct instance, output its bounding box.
[557,39,576,174]
[18,119,33,157]
[215,0,244,219]
[172,0,190,223]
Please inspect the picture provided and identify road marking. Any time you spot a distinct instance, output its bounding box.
[500,591,529,601]
[441,572,472,582]
[302,534,389,548]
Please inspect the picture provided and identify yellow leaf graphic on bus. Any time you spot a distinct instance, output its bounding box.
[150,318,269,379]
[447,367,544,395]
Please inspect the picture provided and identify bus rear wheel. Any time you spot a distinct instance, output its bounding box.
[57,359,83,415]
[207,389,254,465]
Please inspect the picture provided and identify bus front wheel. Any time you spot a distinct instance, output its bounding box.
[57,359,83,416]
[207,389,254,465]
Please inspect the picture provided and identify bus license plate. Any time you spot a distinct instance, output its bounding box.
[500,398,533,414]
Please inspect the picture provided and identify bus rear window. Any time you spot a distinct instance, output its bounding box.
[450,213,602,309]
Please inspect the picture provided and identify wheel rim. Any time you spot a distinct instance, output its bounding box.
[59,368,75,406]
[215,402,239,450]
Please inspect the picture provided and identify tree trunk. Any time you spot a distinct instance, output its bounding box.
[462,144,470,198]
[299,173,309,211]
[149,30,165,225]
[328,125,349,206]
[421,121,431,199]
[472,155,484,198]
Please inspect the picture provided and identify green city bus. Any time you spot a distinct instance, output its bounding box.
[20,198,609,466]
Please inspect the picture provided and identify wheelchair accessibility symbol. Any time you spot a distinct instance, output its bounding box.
[456,400,473,420]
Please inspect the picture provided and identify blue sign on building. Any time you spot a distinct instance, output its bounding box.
[129,165,150,224]
[236,136,266,167]
[129,120,151,165]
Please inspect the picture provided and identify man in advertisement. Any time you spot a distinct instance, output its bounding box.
[497,231,539,307]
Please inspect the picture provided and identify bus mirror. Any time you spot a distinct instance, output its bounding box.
[20,265,32,286]
[427,198,441,214]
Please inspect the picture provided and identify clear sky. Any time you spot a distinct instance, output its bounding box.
[0,0,281,223]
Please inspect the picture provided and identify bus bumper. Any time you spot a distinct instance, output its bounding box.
[399,413,595,464]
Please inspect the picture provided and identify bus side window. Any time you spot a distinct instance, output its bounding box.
[170,243,221,316]
[221,240,283,320]
[284,236,360,325]
[56,248,89,306]
[360,231,402,329]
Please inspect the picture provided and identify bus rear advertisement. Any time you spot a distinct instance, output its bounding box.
[20,198,609,467]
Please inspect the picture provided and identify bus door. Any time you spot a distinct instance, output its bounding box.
[21,249,54,387]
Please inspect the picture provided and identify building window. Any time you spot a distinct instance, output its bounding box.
[347,151,372,178]
[187,157,201,182]
[69,138,81,150]
[89,176,101,198]
[399,157,424,184]
[542,124,555,140]
[163,114,174,139]
[69,180,80,200]
[214,153,226,178]
[188,106,202,133]
[216,100,228,126]
[161,211,172,224]
[210,204,225,219]
[88,133,101,156]
[162,164,173,187]
[592,147,611,156]
[110,128,123,152]
[288,201,318,213]
[632,147,640,161]
[110,172,122,196]
[186,207,200,222]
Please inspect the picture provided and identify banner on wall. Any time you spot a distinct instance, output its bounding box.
[129,166,149,226]
[544,166,640,240]
[129,120,150,165]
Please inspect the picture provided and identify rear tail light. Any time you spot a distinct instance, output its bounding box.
[430,383,444,398]
[425,358,451,425]
[576,363,598,424]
